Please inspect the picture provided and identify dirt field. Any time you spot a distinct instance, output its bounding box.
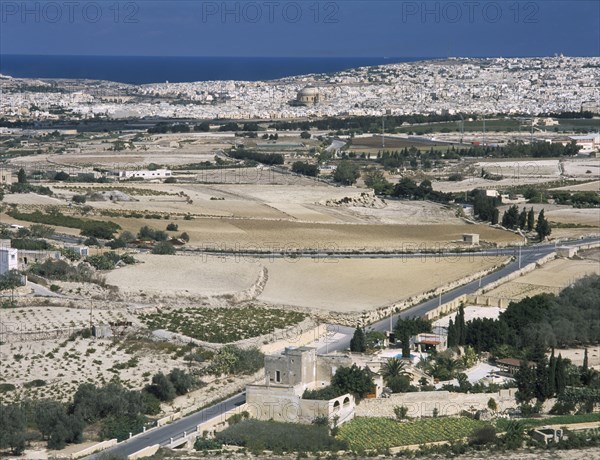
[257,256,508,311]
[101,253,507,312]
[3,193,521,250]
[105,254,263,297]
[484,256,600,300]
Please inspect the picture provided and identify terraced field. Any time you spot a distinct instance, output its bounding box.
[337,416,488,449]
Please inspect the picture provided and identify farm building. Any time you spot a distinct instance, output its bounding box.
[0,247,18,275]
[462,233,480,245]
[496,358,536,376]
[246,347,358,426]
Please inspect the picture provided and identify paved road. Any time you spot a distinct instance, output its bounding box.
[87,236,599,459]
[87,392,246,459]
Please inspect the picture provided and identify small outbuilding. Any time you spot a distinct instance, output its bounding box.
[462,233,480,245]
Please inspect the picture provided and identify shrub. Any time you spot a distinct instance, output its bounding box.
[394,405,409,420]
[24,379,47,388]
[138,225,167,241]
[151,241,175,255]
[84,237,100,247]
[194,437,222,451]
[166,223,178,231]
[50,284,60,292]
[468,425,497,445]
[168,368,195,396]
[72,195,87,204]
[164,177,177,183]
[0,383,16,393]
[145,373,176,402]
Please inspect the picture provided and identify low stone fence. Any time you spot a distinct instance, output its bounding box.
[52,439,118,459]
[476,252,556,295]
[355,389,518,418]
[156,410,182,427]
[127,444,160,460]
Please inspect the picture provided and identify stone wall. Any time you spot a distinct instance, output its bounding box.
[355,389,518,418]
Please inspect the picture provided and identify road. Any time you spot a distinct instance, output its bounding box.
[87,236,599,459]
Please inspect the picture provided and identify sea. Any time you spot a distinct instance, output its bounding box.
[0,55,426,85]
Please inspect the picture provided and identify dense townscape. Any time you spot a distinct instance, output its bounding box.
[1,56,599,121]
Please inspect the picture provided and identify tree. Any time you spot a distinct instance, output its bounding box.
[555,354,567,395]
[527,207,535,231]
[330,364,375,400]
[518,207,527,229]
[300,131,311,139]
[350,326,366,353]
[535,209,551,241]
[381,358,409,385]
[535,357,551,402]
[17,168,27,184]
[146,372,177,402]
[168,368,195,396]
[363,169,392,195]
[333,160,360,185]
[447,319,457,348]
[0,404,26,454]
[515,360,536,404]
[401,330,411,358]
[501,205,520,229]
[491,207,499,225]
[487,397,498,412]
[549,349,557,396]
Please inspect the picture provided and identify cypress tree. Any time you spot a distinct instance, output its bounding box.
[491,207,499,225]
[555,354,566,395]
[516,360,536,404]
[583,348,589,371]
[457,305,467,346]
[535,209,552,241]
[401,330,411,359]
[350,326,366,353]
[535,357,550,402]
[447,319,456,348]
[519,207,527,229]
[548,348,556,396]
[527,207,535,232]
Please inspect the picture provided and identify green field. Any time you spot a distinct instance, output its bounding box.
[140,306,307,343]
[337,416,488,450]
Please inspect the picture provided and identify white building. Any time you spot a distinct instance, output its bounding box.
[118,169,172,180]
[0,247,19,275]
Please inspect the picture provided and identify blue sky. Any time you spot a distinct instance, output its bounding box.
[1,1,599,57]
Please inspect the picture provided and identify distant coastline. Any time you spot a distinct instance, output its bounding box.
[0,55,429,85]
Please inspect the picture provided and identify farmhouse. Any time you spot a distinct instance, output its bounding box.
[247,347,365,425]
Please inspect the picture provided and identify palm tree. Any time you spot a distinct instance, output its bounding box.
[382,358,409,384]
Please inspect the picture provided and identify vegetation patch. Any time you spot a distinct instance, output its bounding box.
[140,306,306,343]
[337,416,488,450]
[6,209,120,238]
[215,419,348,453]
